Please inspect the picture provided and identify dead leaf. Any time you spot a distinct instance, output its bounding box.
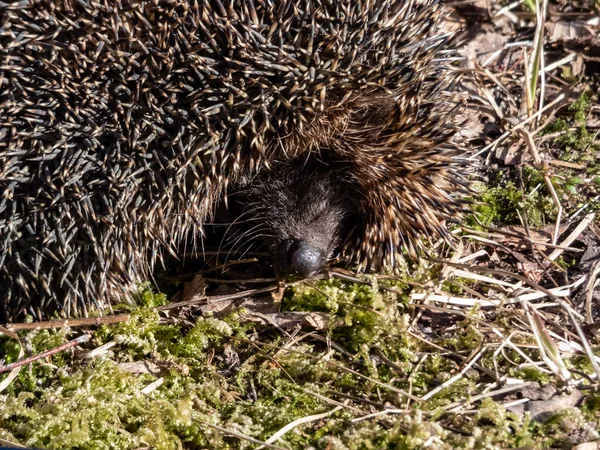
[463,29,508,68]
[118,361,163,376]
[547,20,599,43]
[182,273,207,304]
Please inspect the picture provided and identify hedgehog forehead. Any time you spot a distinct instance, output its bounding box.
[236,158,357,249]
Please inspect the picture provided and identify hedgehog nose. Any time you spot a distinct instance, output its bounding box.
[278,239,326,277]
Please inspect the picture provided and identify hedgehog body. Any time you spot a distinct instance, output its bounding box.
[0,0,468,322]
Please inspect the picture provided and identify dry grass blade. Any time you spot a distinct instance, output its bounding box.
[584,260,600,324]
[421,344,486,401]
[0,438,27,448]
[547,212,596,262]
[443,382,537,412]
[351,408,413,423]
[193,419,289,450]
[257,406,342,449]
[523,305,571,383]
[561,303,600,383]
[528,0,547,115]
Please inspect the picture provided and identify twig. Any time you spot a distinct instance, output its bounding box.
[4,285,280,330]
[158,285,277,310]
[0,334,90,374]
[4,315,131,331]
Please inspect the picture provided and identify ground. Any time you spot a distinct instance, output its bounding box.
[1,0,600,449]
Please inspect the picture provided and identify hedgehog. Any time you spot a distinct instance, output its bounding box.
[0,0,469,322]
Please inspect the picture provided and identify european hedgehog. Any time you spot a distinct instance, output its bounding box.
[0,0,469,322]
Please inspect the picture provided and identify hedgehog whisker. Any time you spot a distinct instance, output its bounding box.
[227,230,273,256]
[222,219,270,245]
[237,242,257,262]
[216,208,259,248]
[233,231,277,261]
[222,226,272,267]
[200,215,263,226]
[216,209,267,262]
[223,223,270,254]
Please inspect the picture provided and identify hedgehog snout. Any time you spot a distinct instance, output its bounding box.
[276,239,326,277]
[232,157,357,278]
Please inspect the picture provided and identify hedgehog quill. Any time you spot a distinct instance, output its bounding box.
[0,0,470,322]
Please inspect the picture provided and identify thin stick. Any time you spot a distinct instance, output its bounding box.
[158,285,277,310]
[4,315,131,331]
[0,334,90,373]
[5,285,280,330]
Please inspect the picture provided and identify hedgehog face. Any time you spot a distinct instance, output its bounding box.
[232,158,358,277]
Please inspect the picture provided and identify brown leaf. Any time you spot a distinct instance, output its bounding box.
[546,20,599,43]
[182,273,207,304]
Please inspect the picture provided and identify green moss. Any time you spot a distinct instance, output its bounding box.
[582,393,600,420]
[541,408,597,448]
[470,399,538,448]
[0,335,22,365]
[543,92,599,161]
[510,367,552,384]
[283,278,398,352]
[471,181,555,227]
[133,284,170,308]
[1,360,217,449]
[1,276,596,449]
[570,91,593,125]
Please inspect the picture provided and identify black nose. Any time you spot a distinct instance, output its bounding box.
[277,239,326,277]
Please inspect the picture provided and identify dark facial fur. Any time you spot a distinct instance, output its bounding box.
[228,158,358,277]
